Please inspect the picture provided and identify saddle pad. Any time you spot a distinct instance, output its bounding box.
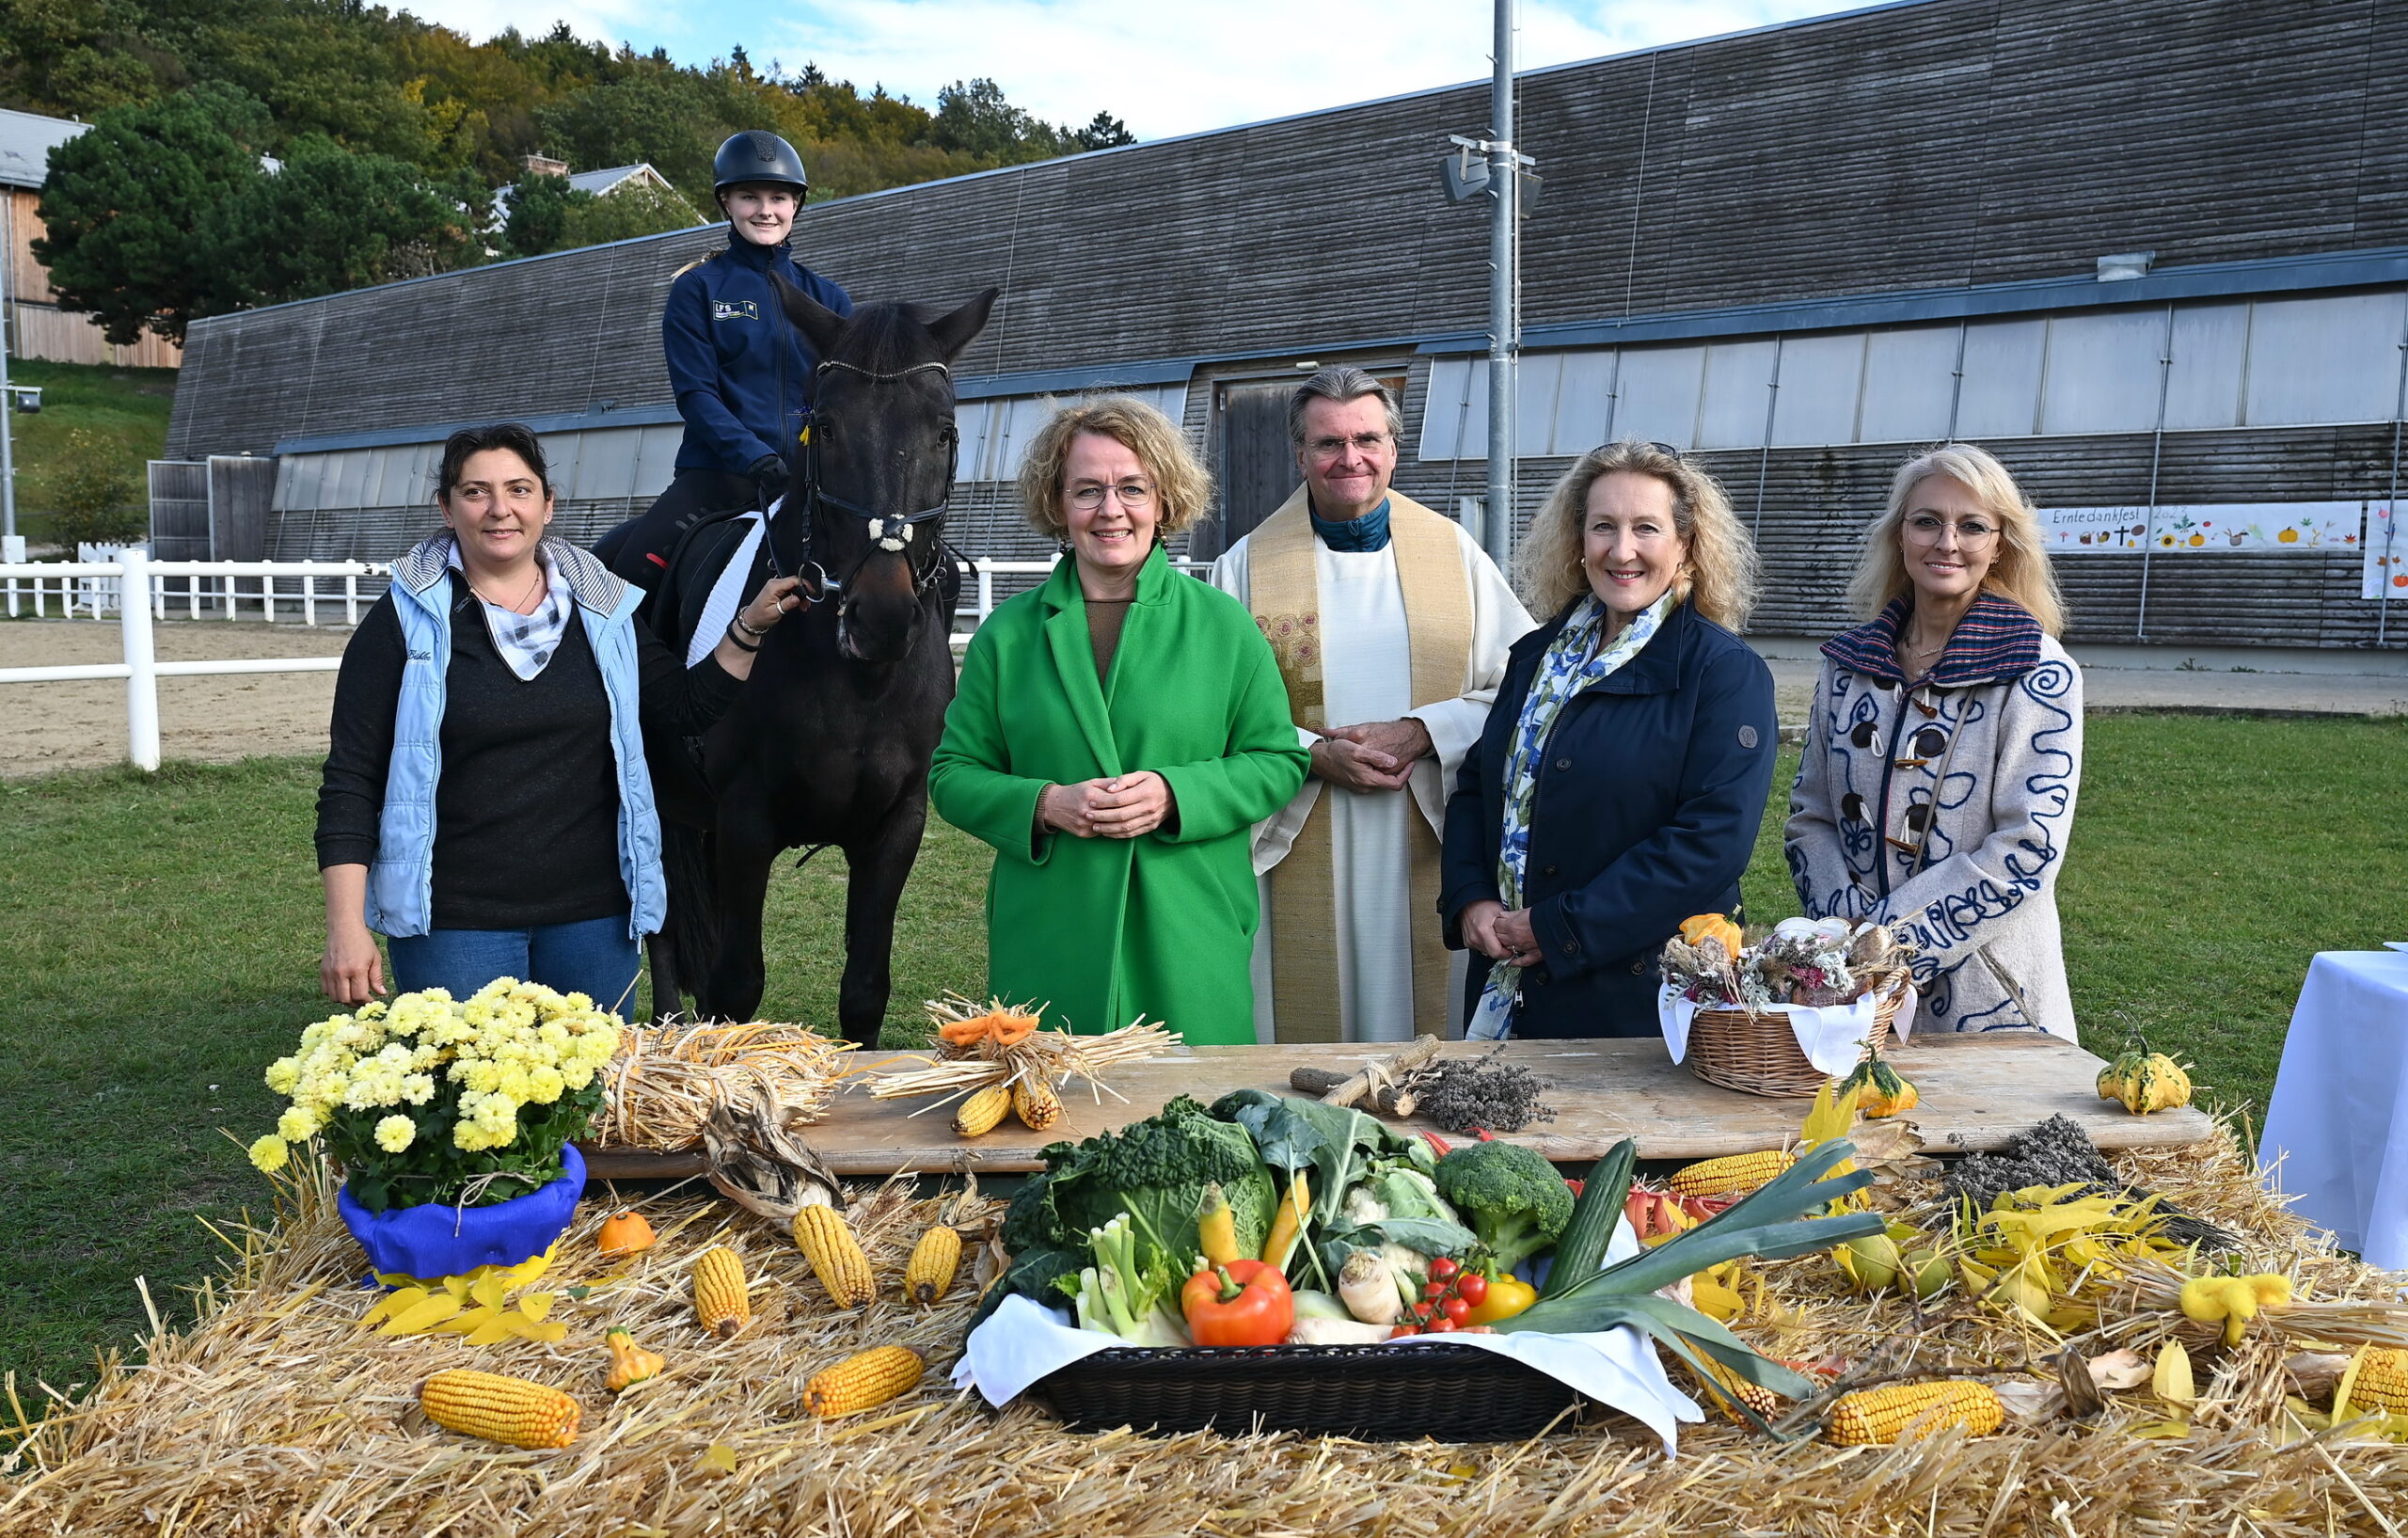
[683,496,781,669]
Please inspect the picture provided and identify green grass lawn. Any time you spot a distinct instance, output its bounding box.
[3,713,2401,1393]
[5,359,178,548]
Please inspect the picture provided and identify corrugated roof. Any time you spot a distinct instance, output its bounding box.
[566,164,657,197]
[0,105,87,190]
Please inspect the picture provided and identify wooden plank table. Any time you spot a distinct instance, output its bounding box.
[580,1030,2214,1181]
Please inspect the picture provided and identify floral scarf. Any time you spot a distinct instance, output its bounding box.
[1467,592,1673,1040]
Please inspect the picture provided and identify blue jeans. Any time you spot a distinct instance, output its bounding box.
[388,915,642,1013]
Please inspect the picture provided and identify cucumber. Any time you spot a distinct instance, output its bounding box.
[1540,1139,1638,1302]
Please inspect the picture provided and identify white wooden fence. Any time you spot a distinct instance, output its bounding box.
[0,552,1212,769]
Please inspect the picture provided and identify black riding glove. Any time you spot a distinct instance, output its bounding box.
[748,454,789,511]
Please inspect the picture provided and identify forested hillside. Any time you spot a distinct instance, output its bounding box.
[2,0,1133,342]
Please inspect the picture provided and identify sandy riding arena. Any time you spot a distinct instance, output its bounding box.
[0,620,349,776]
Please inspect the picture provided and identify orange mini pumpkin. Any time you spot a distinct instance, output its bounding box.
[1678,913,1744,961]
[597,1211,657,1259]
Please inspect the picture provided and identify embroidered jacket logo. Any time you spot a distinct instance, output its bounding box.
[711,300,760,322]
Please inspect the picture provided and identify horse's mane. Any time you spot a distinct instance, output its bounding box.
[827,301,943,375]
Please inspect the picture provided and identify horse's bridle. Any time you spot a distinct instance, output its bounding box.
[773,357,959,604]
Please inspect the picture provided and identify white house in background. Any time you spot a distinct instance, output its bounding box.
[490,158,705,236]
[0,105,182,369]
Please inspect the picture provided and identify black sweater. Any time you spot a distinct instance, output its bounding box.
[315,576,739,930]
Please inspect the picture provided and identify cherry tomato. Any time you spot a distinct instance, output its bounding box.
[1387,1324,1418,1340]
[1429,1258,1459,1280]
[1413,1301,1435,1321]
[1427,1316,1459,1332]
[1443,1296,1473,1324]
[1455,1273,1490,1307]
[1423,1280,1450,1300]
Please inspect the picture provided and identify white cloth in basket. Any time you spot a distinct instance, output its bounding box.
[1658,979,1916,1076]
[952,1219,1706,1454]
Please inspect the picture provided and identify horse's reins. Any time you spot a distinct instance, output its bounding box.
[773,358,960,605]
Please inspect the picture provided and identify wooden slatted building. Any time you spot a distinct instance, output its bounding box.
[163,0,2408,649]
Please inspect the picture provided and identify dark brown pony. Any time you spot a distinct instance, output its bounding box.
[646,286,997,1046]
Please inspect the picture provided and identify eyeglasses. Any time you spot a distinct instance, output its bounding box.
[1903,512,2000,546]
[1305,432,1393,460]
[1067,480,1157,512]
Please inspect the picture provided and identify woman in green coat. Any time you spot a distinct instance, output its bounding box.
[930,397,1308,1044]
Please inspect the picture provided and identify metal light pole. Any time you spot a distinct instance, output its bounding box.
[1,188,16,547]
[1482,0,1516,566]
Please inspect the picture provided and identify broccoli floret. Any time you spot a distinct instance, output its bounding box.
[1432,1140,1575,1276]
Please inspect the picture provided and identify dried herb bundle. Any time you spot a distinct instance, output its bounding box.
[1405,1049,1556,1134]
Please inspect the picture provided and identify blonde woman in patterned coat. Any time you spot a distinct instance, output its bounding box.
[1784,444,2083,1039]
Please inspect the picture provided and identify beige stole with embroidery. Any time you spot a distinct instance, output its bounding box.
[1247,488,1474,1041]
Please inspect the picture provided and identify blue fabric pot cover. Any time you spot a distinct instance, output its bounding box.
[338,1143,585,1279]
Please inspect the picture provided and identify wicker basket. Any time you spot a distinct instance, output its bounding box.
[1033,1341,1588,1439]
[1683,966,1912,1098]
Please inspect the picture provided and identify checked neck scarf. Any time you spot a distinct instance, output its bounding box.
[448,537,574,681]
[1466,591,1672,1041]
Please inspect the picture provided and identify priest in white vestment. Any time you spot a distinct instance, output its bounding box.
[1209,368,1533,1043]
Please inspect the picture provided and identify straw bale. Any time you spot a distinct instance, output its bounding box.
[8,1122,2408,1537]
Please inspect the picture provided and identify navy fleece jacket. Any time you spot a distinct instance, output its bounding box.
[663,228,852,475]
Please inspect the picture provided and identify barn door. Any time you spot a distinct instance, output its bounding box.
[1191,381,1299,563]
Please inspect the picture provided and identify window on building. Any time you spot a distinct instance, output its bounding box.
[2243,292,2405,427]
[1770,331,1866,447]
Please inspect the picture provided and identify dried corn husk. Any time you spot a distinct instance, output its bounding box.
[862,996,1178,1117]
[597,1021,855,1151]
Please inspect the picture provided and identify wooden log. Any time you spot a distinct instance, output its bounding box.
[1290,1068,1418,1117]
[1290,1035,1442,1111]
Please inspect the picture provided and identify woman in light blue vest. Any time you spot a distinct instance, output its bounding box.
[315,423,804,1012]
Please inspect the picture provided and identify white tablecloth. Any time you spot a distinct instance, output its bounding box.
[2260,948,2408,1269]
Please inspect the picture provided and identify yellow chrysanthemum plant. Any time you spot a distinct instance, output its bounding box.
[251,977,621,1215]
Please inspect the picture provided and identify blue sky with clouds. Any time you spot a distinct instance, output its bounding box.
[398,0,1875,139]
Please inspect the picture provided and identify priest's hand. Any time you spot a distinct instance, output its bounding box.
[1338,717,1434,767]
[1462,900,1541,967]
[1311,718,1429,793]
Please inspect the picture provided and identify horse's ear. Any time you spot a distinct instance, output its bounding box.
[774,276,848,357]
[925,287,1000,362]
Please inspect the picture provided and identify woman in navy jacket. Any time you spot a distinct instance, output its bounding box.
[594,132,852,588]
[1442,441,1777,1039]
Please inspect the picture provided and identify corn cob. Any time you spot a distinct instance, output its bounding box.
[1826,1380,2004,1445]
[954,1084,1011,1137]
[1668,1149,1796,1199]
[904,1225,962,1306]
[1688,1354,1782,1425]
[2351,1347,2408,1413]
[802,1344,926,1417]
[1011,1075,1063,1132]
[792,1204,878,1308]
[420,1369,580,1449]
[691,1245,750,1338]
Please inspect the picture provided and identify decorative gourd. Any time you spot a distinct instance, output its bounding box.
[603,1327,665,1392]
[1837,1045,1919,1118]
[2097,1041,2192,1115]
[596,1211,657,1260]
[1678,913,1744,961]
[2117,1052,2193,1116]
[2095,1048,2147,1104]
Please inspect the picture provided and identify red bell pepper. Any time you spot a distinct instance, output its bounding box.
[1180,1260,1294,1347]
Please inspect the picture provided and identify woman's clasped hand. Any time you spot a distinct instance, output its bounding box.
[1458,899,1540,967]
[1040,771,1174,839]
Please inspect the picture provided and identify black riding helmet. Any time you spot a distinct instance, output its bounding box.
[712,131,810,198]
